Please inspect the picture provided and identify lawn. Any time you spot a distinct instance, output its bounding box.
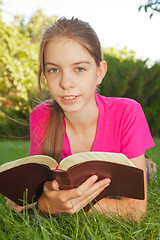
[0,139,159,239]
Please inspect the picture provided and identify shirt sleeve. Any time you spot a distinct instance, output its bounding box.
[121,101,155,159]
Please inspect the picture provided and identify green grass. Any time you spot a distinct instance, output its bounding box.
[0,139,159,239]
[0,140,30,164]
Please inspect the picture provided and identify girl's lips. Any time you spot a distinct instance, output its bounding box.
[60,95,79,104]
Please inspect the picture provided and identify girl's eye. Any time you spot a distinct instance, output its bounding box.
[49,68,59,73]
[75,67,85,72]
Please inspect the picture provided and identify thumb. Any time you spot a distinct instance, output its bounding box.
[51,180,60,191]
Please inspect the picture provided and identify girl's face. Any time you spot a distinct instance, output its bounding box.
[44,37,106,114]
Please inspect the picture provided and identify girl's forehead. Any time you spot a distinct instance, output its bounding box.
[44,37,94,63]
[46,37,85,50]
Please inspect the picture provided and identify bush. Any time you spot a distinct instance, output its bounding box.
[0,9,160,138]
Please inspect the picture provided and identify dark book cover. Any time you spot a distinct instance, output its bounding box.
[0,160,144,207]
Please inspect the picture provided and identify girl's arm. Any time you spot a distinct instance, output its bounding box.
[5,197,36,212]
[92,154,147,221]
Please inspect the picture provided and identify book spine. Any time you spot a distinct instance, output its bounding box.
[55,170,74,190]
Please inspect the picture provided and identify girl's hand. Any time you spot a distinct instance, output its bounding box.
[38,175,111,214]
[5,197,36,212]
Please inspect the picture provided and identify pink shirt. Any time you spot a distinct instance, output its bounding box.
[29,94,155,159]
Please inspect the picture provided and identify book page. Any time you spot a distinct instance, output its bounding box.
[60,152,135,171]
[0,155,58,173]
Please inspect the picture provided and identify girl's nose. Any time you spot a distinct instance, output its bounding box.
[59,71,75,89]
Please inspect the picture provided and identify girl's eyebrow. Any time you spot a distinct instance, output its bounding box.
[44,62,59,67]
[72,61,90,66]
[44,61,90,67]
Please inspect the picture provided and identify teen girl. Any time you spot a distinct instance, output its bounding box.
[6,17,155,220]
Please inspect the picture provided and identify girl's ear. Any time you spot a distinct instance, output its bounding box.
[96,60,107,85]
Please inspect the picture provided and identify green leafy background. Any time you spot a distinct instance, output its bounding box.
[0,7,160,139]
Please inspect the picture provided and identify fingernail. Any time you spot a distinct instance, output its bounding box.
[104,179,111,185]
[92,175,98,181]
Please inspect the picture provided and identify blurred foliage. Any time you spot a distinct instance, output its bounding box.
[0,7,160,138]
[101,53,160,136]
[0,9,57,138]
[139,0,160,18]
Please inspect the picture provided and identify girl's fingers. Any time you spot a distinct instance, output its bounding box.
[46,175,99,203]
[51,180,60,191]
[75,180,110,211]
[77,176,110,197]
[44,180,60,192]
[64,176,110,204]
[66,177,111,212]
[44,175,108,202]
[71,175,98,196]
[40,176,110,214]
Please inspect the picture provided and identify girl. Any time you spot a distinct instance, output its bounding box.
[6,17,155,220]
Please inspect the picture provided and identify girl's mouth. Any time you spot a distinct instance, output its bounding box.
[63,96,77,100]
[61,95,79,103]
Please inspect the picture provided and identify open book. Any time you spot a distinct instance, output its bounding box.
[0,152,144,208]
